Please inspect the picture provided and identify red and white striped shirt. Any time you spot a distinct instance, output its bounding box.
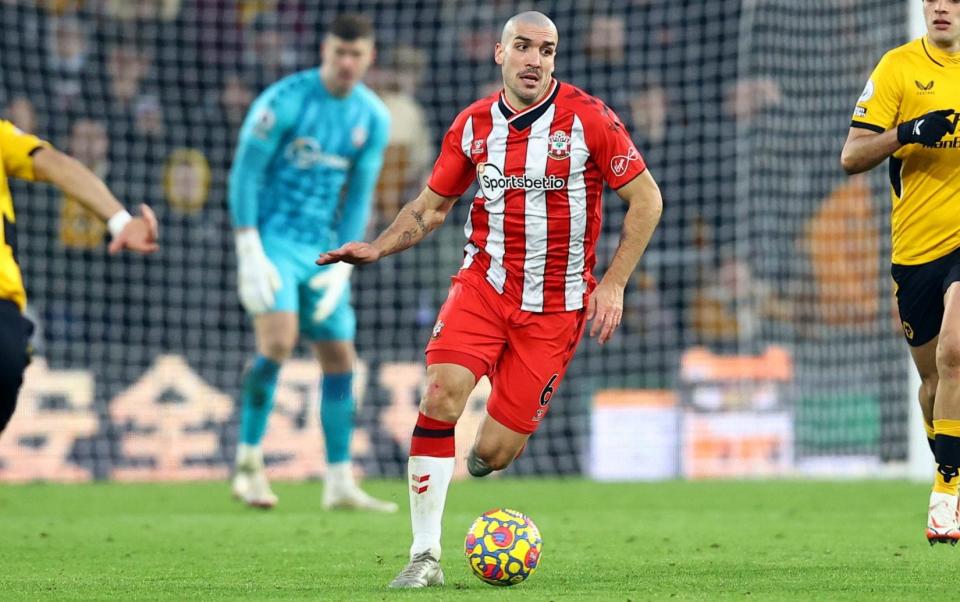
[427,79,646,313]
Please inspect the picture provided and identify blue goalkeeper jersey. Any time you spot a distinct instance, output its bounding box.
[228,69,390,248]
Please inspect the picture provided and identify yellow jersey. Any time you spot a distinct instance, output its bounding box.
[0,120,49,310]
[851,36,960,265]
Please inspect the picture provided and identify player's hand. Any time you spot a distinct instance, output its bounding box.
[316,242,382,266]
[308,262,353,322]
[235,230,282,315]
[586,279,624,346]
[897,109,956,147]
[108,204,159,255]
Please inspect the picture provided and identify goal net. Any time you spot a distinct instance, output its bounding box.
[0,0,910,482]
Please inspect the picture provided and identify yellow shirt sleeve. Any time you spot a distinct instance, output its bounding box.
[0,119,50,182]
[851,51,902,132]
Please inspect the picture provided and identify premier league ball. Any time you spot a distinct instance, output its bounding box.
[464,508,542,586]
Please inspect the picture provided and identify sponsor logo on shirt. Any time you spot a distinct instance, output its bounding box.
[610,146,640,178]
[471,139,486,156]
[914,80,935,95]
[853,106,867,118]
[858,80,874,102]
[547,130,571,160]
[284,137,350,170]
[931,137,960,149]
[476,163,565,200]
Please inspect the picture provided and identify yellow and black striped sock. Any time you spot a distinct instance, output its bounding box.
[926,421,936,455]
[933,419,960,496]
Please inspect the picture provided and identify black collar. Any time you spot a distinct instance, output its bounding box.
[498,79,560,130]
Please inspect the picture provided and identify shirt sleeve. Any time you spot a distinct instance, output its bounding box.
[227,81,297,229]
[337,107,390,244]
[426,109,475,198]
[583,104,647,190]
[0,120,50,182]
[850,51,901,133]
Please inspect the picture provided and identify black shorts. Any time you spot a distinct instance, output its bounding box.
[0,299,34,434]
[891,246,960,347]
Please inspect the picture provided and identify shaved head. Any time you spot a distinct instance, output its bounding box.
[500,11,558,45]
[495,11,559,109]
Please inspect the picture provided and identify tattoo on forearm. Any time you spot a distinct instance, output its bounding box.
[411,209,427,234]
[397,230,414,250]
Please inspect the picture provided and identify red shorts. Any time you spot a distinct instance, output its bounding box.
[425,269,587,434]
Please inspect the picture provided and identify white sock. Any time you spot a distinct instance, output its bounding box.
[325,461,353,490]
[235,443,263,470]
[408,455,455,560]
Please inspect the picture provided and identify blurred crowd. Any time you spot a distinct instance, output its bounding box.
[0,0,905,393]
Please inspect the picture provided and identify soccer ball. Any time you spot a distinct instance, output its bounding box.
[464,508,542,586]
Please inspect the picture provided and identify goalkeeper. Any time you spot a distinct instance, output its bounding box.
[227,14,394,512]
[841,0,960,545]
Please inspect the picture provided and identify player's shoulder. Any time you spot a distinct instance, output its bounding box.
[260,69,316,100]
[0,119,28,142]
[876,38,925,69]
[555,81,621,127]
[448,90,500,129]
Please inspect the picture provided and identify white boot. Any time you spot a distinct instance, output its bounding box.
[322,462,398,512]
[927,490,960,545]
[232,444,278,509]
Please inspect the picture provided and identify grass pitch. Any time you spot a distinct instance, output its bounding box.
[0,479,944,600]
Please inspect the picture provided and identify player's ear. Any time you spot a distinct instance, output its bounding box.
[494,42,504,65]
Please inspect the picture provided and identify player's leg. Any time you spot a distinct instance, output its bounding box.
[301,270,398,512]
[909,339,938,454]
[390,274,506,588]
[467,414,530,477]
[893,256,960,543]
[0,301,32,437]
[233,312,298,508]
[310,338,398,512]
[469,307,587,477]
[929,280,960,544]
[389,361,478,588]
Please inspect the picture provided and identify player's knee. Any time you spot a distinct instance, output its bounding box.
[419,375,471,423]
[474,446,513,472]
[471,440,515,472]
[937,336,960,378]
[258,340,294,362]
[419,385,463,423]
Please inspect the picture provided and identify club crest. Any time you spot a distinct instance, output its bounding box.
[547,130,571,160]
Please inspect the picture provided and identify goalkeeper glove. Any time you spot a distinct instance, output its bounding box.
[308,261,353,322]
[235,229,282,315]
[897,109,956,147]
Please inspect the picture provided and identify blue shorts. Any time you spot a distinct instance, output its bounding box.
[261,234,355,342]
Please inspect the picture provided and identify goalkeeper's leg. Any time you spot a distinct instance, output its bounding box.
[311,339,397,513]
[232,312,297,509]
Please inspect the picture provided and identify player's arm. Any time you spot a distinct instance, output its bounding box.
[308,109,391,311]
[337,110,390,246]
[841,50,955,175]
[228,85,294,314]
[317,106,474,266]
[840,110,956,174]
[839,127,902,174]
[591,170,662,344]
[31,147,158,254]
[316,186,457,265]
